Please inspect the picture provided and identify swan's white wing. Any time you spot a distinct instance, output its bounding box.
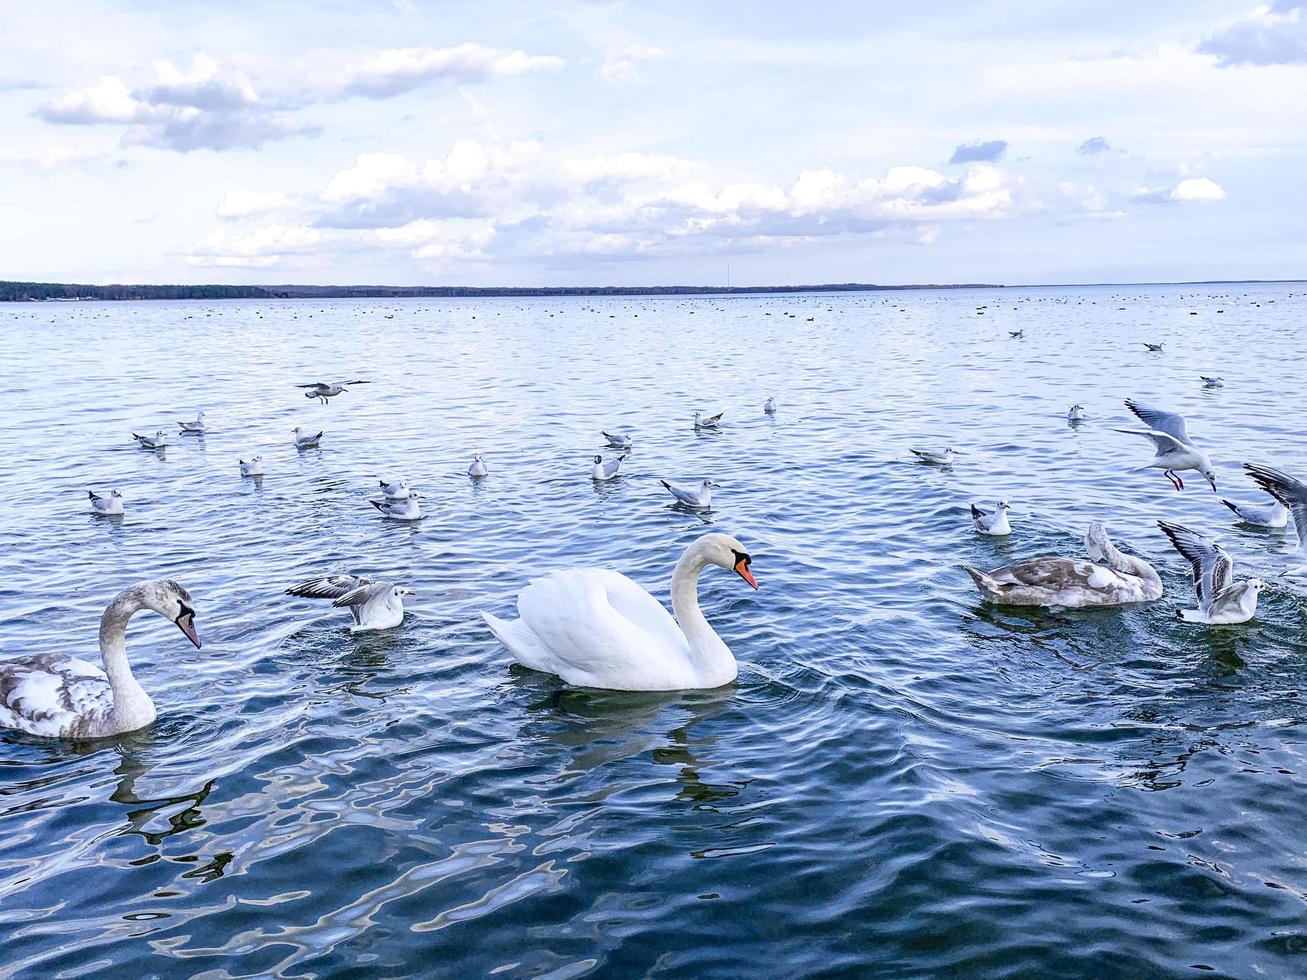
[0,654,113,738]
[1125,400,1194,446]
[510,569,692,688]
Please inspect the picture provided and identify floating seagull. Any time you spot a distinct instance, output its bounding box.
[971,500,1011,536]
[285,574,413,631]
[177,411,206,434]
[1158,520,1265,624]
[661,479,717,509]
[1009,330,1024,339]
[88,489,124,516]
[1114,399,1217,491]
[468,454,488,478]
[602,431,633,450]
[297,380,370,404]
[911,447,959,466]
[1242,462,1307,576]
[370,491,422,521]
[693,411,723,430]
[1221,488,1289,528]
[1068,404,1086,422]
[764,397,778,414]
[592,454,625,481]
[1144,342,1164,352]
[1201,376,1224,388]
[293,426,323,449]
[379,478,410,499]
[239,456,263,477]
[132,431,166,450]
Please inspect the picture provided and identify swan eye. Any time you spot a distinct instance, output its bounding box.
[731,549,751,568]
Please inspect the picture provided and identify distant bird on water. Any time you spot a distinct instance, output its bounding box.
[370,490,422,521]
[1221,485,1289,528]
[661,479,717,510]
[1144,342,1164,352]
[911,447,959,467]
[1158,520,1265,625]
[177,411,206,434]
[293,427,322,449]
[239,457,263,477]
[1114,399,1216,491]
[592,454,625,481]
[694,411,724,430]
[764,397,778,414]
[468,454,488,478]
[1009,330,1023,339]
[970,501,1011,536]
[133,431,166,450]
[88,489,124,516]
[1068,404,1086,422]
[1201,376,1224,388]
[297,380,370,404]
[286,574,414,631]
[379,478,410,499]
[602,431,632,450]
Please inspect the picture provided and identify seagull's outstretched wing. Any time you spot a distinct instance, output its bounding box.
[296,382,328,389]
[340,379,371,386]
[287,575,369,600]
[333,582,390,608]
[1243,462,1307,549]
[1113,427,1187,454]
[1158,521,1233,613]
[1125,399,1193,446]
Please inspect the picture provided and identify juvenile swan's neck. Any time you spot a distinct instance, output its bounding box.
[98,587,156,730]
[1093,532,1163,596]
[669,542,737,685]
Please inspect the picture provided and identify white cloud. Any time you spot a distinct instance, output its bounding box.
[217,188,296,218]
[596,45,665,81]
[1199,3,1307,66]
[1132,176,1226,203]
[329,44,564,99]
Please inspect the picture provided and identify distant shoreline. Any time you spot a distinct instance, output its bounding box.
[1,278,1302,302]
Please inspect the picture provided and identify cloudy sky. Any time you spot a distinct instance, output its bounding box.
[2,1,1305,286]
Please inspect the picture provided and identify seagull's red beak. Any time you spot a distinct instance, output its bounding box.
[734,558,758,590]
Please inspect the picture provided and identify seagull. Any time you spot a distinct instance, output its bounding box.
[132,431,166,450]
[1068,404,1086,422]
[661,479,718,510]
[293,427,323,449]
[1221,488,1289,528]
[592,454,625,481]
[1009,330,1023,339]
[693,411,723,430]
[177,411,206,434]
[911,448,959,466]
[379,478,410,499]
[764,397,778,414]
[88,489,124,516]
[970,501,1011,536]
[1241,462,1307,576]
[468,454,488,478]
[1114,399,1217,491]
[602,431,633,449]
[370,490,422,521]
[1158,520,1266,624]
[1201,376,1224,388]
[296,380,370,404]
[239,457,263,477]
[1144,342,1164,352]
[286,574,414,632]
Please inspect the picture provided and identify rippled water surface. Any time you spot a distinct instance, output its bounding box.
[3,285,1307,977]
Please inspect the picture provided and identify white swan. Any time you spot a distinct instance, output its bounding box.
[0,580,201,738]
[964,522,1162,608]
[483,533,758,691]
[286,574,413,631]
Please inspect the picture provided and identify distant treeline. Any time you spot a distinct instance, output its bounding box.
[0,280,1002,302]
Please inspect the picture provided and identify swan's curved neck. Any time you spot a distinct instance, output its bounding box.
[98,588,154,725]
[1100,538,1161,586]
[670,544,737,684]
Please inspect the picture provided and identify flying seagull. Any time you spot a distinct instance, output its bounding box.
[1114,399,1216,491]
[297,380,370,404]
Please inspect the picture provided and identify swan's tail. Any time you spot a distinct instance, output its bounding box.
[482,612,552,672]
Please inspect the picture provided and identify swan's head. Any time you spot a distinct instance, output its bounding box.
[697,533,758,589]
[139,579,202,649]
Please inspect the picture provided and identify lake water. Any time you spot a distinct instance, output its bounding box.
[2,284,1306,977]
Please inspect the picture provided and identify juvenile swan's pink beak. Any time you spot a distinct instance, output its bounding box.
[177,616,202,649]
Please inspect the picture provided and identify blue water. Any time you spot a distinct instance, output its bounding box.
[1,284,1306,977]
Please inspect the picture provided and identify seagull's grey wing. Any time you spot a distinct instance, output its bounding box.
[296,383,327,389]
[287,575,368,600]
[1125,399,1193,445]
[341,379,371,385]
[603,458,622,478]
[1243,462,1307,549]
[333,582,390,608]
[909,449,933,461]
[1113,427,1187,454]
[1158,521,1230,610]
[705,412,723,425]
[970,504,989,522]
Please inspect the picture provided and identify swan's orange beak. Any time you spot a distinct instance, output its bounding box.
[734,558,758,590]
